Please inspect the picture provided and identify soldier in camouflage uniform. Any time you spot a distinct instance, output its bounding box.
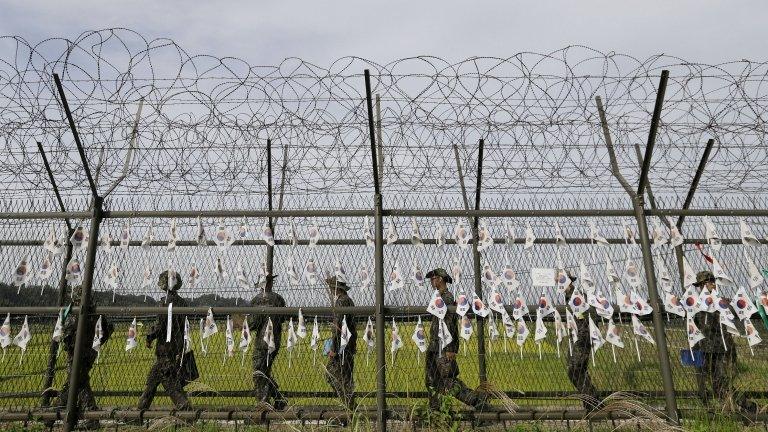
[692,271,757,414]
[249,274,288,409]
[424,268,488,411]
[325,276,357,410]
[563,273,601,411]
[138,270,193,410]
[56,284,114,429]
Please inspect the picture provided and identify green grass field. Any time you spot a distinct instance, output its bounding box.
[1,317,766,413]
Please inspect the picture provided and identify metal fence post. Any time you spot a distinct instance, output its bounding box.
[472,139,487,383]
[63,197,103,431]
[365,69,387,432]
[632,195,679,424]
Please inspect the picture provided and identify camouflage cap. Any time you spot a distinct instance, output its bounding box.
[158,270,183,292]
[693,270,715,287]
[325,276,350,291]
[425,268,453,284]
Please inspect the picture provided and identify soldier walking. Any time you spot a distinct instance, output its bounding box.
[138,270,195,410]
[424,268,488,411]
[250,275,288,409]
[563,273,602,412]
[325,276,357,411]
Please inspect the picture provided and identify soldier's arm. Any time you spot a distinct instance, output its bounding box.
[444,312,460,354]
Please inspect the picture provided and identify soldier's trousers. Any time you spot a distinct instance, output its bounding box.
[425,350,483,409]
[138,356,191,410]
[696,352,756,412]
[326,354,355,410]
[252,348,281,403]
[567,342,598,410]
[57,354,98,413]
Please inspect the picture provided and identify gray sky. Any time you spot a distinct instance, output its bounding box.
[3,0,767,65]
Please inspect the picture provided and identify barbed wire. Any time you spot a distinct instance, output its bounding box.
[0,29,766,212]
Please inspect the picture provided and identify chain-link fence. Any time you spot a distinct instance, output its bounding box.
[1,29,768,430]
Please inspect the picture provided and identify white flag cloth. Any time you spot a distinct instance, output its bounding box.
[13,316,31,352]
[500,265,521,291]
[357,262,371,290]
[411,316,428,352]
[471,293,490,318]
[588,220,609,246]
[334,260,348,285]
[260,219,275,246]
[624,259,642,289]
[339,316,351,354]
[682,286,702,315]
[711,256,735,287]
[199,318,207,355]
[239,317,251,352]
[534,312,547,343]
[140,264,153,290]
[165,303,173,343]
[566,309,579,342]
[288,219,299,247]
[387,260,404,291]
[460,315,474,340]
[605,256,620,284]
[686,315,705,348]
[438,318,453,353]
[202,308,218,339]
[297,309,307,338]
[617,289,636,314]
[43,229,58,255]
[214,257,227,282]
[488,289,505,313]
[52,309,64,342]
[411,218,424,247]
[664,293,686,317]
[703,216,722,251]
[126,317,138,351]
[579,261,595,294]
[167,219,178,251]
[553,309,567,343]
[38,253,54,281]
[236,262,250,290]
[568,289,590,315]
[537,293,555,317]
[651,219,669,248]
[699,287,716,313]
[427,290,448,319]
[482,263,498,287]
[310,316,320,350]
[732,287,758,321]
[454,220,471,249]
[286,318,298,352]
[450,257,462,284]
[486,312,499,342]
[214,222,234,251]
[70,226,88,254]
[605,319,624,348]
[477,221,494,251]
[92,316,104,353]
[434,225,446,248]
[183,317,193,353]
[655,257,673,293]
[2,314,14,349]
[140,223,154,250]
[515,318,530,347]
[13,256,30,287]
[524,223,536,249]
[196,216,207,246]
[504,221,515,246]
[745,320,762,347]
[362,317,375,349]
[511,295,529,320]
[390,318,403,354]
[631,291,653,315]
[411,261,425,286]
[456,290,470,316]
[103,264,119,291]
[307,222,321,247]
[386,216,398,245]
[263,317,276,354]
[554,221,567,247]
[100,233,113,254]
[304,258,319,285]
[746,253,764,289]
[588,316,605,351]
[188,266,200,289]
[286,257,300,287]
[631,315,655,345]
[225,316,234,358]
[720,310,739,336]
[740,219,761,247]
[588,292,614,319]
[670,226,684,247]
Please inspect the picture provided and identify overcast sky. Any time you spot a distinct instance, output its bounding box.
[2,1,767,65]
